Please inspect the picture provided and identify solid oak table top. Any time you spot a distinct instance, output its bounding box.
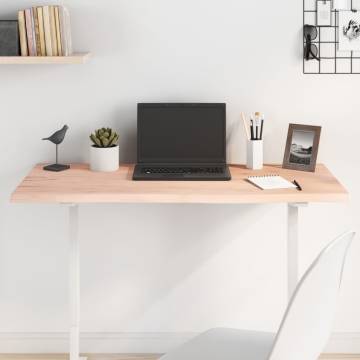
[10,164,349,204]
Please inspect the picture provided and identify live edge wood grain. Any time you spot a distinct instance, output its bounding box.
[10,164,349,204]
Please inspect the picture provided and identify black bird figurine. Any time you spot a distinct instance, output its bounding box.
[43,125,69,144]
[42,125,70,172]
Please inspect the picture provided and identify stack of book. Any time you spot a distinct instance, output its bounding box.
[18,6,72,57]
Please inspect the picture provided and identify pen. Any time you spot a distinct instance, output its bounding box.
[293,180,302,191]
[250,119,255,140]
[254,112,262,140]
[260,118,264,140]
[255,112,259,140]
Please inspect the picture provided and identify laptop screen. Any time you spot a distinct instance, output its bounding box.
[137,103,226,164]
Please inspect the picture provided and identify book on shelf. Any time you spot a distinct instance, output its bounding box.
[43,6,53,56]
[37,7,46,56]
[59,6,72,56]
[30,8,37,55]
[18,5,73,57]
[33,7,41,55]
[24,8,36,56]
[49,5,58,56]
[54,6,62,56]
[18,11,28,56]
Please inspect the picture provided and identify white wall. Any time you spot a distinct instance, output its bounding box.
[1,0,360,354]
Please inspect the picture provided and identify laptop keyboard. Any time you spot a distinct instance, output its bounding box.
[142,167,224,175]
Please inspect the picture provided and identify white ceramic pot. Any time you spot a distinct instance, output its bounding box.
[90,145,119,172]
[246,140,263,170]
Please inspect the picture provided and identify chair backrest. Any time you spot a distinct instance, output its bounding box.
[268,231,355,360]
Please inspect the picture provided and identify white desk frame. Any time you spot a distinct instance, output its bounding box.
[64,201,306,360]
[68,204,82,360]
[12,163,346,360]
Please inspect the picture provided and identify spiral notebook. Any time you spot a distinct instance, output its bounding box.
[247,174,297,190]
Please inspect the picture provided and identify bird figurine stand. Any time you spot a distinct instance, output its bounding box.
[43,125,70,172]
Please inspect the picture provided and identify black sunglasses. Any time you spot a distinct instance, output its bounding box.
[304,25,320,61]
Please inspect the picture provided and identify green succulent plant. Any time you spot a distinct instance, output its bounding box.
[90,128,119,148]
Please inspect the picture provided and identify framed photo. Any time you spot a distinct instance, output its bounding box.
[282,124,321,172]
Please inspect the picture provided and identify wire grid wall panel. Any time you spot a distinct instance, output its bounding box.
[303,0,360,74]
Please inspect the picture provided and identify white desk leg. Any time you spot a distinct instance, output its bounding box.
[68,204,86,360]
[287,203,307,300]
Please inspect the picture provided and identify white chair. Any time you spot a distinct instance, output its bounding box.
[160,231,355,360]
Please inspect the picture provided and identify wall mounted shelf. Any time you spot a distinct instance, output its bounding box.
[0,52,90,65]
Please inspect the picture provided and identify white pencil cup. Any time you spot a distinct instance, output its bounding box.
[246,140,263,170]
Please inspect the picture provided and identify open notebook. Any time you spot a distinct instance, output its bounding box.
[247,175,297,190]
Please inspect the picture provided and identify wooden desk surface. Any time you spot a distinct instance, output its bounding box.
[10,164,349,204]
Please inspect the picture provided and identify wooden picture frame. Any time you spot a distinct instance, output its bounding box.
[282,124,322,172]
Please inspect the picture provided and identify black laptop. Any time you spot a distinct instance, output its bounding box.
[133,103,231,181]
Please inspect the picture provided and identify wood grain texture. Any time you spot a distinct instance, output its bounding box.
[0,355,160,360]
[0,354,356,360]
[0,53,90,64]
[10,164,348,204]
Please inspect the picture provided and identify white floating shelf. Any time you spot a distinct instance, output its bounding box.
[0,52,91,65]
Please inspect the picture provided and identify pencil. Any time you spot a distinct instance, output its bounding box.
[241,112,250,141]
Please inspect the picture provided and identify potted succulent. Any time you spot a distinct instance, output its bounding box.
[89,128,119,172]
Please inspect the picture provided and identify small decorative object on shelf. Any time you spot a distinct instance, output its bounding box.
[0,21,20,56]
[90,128,120,172]
[42,125,70,172]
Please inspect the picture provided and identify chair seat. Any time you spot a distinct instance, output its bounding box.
[160,328,276,360]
